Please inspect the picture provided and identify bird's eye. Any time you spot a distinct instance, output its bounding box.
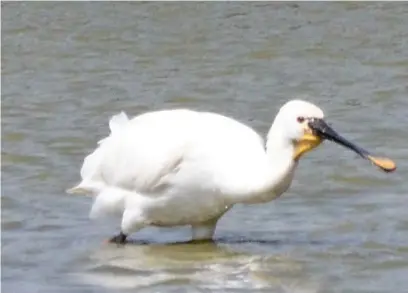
[297,116,305,123]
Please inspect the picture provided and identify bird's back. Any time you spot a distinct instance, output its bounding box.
[70,109,265,199]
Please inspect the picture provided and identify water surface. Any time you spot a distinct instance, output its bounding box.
[2,2,408,293]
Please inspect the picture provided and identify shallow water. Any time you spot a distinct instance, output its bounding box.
[2,2,408,293]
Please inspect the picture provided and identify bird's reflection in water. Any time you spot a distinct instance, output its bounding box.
[74,236,324,292]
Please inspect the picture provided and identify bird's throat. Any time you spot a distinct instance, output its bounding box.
[293,134,323,161]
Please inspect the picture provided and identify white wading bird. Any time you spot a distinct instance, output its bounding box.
[68,100,396,244]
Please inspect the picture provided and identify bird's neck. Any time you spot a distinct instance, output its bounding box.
[231,127,297,205]
[265,125,295,166]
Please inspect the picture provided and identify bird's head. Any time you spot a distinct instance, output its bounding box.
[272,99,396,173]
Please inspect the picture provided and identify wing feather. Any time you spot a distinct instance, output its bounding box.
[68,109,196,196]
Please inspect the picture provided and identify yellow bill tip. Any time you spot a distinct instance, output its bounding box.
[367,155,396,173]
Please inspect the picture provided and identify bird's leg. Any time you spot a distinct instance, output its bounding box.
[108,231,127,244]
[191,219,218,242]
[107,208,145,245]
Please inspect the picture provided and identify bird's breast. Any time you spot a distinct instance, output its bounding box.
[142,186,232,227]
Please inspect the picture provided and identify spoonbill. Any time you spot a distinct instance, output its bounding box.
[67,100,395,244]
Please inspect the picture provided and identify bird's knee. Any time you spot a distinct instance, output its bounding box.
[121,209,145,235]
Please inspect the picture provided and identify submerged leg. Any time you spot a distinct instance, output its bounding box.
[191,219,218,242]
[109,231,127,244]
[108,208,145,244]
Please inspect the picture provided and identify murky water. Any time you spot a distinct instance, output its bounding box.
[2,2,408,293]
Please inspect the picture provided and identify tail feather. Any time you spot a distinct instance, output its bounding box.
[109,111,129,134]
[67,183,128,219]
[98,111,129,145]
[66,180,105,195]
[68,111,130,217]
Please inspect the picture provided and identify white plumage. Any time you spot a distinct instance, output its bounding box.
[68,100,326,243]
